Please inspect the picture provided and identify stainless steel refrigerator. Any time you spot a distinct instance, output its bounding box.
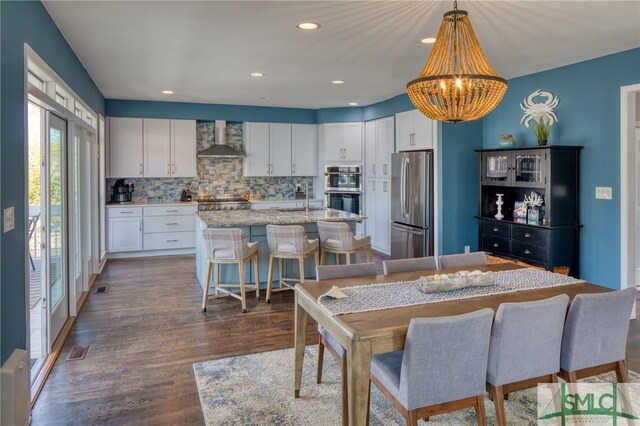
[390,151,433,259]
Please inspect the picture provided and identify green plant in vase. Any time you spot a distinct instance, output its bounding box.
[534,121,550,146]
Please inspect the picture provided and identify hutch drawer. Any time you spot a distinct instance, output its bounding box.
[482,236,510,255]
[511,224,549,246]
[511,242,546,263]
[481,221,511,238]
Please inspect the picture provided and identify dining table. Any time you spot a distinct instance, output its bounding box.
[293,263,614,426]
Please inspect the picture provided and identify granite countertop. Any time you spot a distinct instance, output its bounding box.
[106,200,198,207]
[249,198,323,204]
[197,208,364,227]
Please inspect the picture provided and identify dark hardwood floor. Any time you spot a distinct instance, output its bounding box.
[31,254,639,425]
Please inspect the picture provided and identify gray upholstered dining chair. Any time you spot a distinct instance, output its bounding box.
[382,256,437,275]
[486,294,569,426]
[439,251,488,269]
[315,262,377,426]
[560,287,637,383]
[369,309,494,426]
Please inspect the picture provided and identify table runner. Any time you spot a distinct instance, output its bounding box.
[318,268,585,316]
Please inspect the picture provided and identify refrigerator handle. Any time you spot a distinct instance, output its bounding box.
[403,158,410,219]
[391,223,424,236]
[400,157,406,218]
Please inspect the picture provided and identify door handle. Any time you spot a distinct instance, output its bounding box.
[383,181,387,192]
[391,224,424,236]
[400,158,406,217]
[167,164,170,175]
[493,227,499,232]
[372,181,376,191]
[172,164,176,174]
[292,163,295,174]
[166,209,178,213]
[139,163,143,175]
[524,249,532,255]
[383,164,387,175]
[524,232,531,238]
[493,243,499,248]
[403,158,410,218]
[166,222,178,226]
[372,164,376,175]
[120,211,133,214]
[166,239,179,243]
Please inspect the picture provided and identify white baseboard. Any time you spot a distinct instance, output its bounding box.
[106,248,195,259]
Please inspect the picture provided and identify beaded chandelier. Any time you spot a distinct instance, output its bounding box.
[407,1,507,123]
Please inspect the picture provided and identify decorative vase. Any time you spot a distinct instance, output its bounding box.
[499,134,516,148]
[495,194,504,220]
[537,139,547,146]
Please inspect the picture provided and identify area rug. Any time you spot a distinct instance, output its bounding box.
[193,347,639,425]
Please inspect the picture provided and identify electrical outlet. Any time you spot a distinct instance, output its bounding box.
[3,206,15,232]
[595,186,613,200]
[464,245,471,254]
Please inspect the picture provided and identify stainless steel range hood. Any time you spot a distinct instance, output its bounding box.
[197,120,245,158]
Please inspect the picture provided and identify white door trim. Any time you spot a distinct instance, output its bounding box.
[620,83,640,318]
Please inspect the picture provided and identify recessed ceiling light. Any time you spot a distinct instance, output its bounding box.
[297,22,321,30]
[250,72,264,77]
[332,80,345,84]
[348,102,358,106]
[162,90,174,94]
[421,37,437,44]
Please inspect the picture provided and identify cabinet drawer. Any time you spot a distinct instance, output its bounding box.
[481,221,511,238]
[481,236,510,255]
[511,225,549,246]
[143,215,195,233]
[143,231,195,250]
[511,242,546,263]
[108,207,143,217]
[143,205,196,216]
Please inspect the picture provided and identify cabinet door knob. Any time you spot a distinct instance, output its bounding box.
[166,222,178,225]
[524,232,531,238]
[524,249,532,254]
[493,227,499,232]
[493,243,499,247]
[383,164,387,175]
[167,164,171,175]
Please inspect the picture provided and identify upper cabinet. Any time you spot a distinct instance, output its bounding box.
[244,122,316,177]
[396,109,434,152]
[480,149,547,188]
[365,116,394,178]
[109,117,144,178]
[109,117,196,178]
[322,122,363,163]
[292,124,317,176]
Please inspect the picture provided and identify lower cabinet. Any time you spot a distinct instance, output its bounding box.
[107,204,197,254]
[478,218,580,276]
[365,178,391,254]
[249,200,323,210]
[107,207,143,252]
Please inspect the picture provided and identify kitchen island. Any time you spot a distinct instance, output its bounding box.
[195,208,364,292]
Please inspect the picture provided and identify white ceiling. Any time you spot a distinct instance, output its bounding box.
[43,1,640,109]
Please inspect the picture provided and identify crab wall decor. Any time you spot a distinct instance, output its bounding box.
[520,89,560,128]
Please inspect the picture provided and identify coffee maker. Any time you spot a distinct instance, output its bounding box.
[111,179,134,203]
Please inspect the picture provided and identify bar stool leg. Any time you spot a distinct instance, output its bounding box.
[214,263,220,295]
[279,258,284,288]
[320,249,326,265]
[238,259,247,313]
[202,260,212,312]
[336,253,341,265]
[367,247,372,262]
[346,252,351,265]
[298,256,305,284]
[253,253,260,300]
[266,254,275,303]
[315,250,320,268]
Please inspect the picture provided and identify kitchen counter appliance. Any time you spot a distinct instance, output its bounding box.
[325,165,362,215]
[111,179,133,204]
[197,194,250,211]
[390,151,433,259]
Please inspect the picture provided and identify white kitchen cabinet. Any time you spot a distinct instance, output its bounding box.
[321,122,362,164]
[365,116,393,178]
[171,119,197,177]
[107,207,143,252]
[269,123,292,177]
[243,122,293,177]
[395,109,434,152]
[109,117,143,177]
[144,119,196,178]
[142,204,197,250]
[364,177,391,255]
[292,124,317,176]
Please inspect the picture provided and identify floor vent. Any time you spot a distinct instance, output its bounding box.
[95,286,108,294]
[66,346,89,361]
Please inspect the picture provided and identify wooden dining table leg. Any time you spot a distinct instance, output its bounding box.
[293,292,309,399]
[347,339,372,426]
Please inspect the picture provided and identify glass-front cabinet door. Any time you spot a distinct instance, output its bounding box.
[481,152,511,185]
[513,150,546,187]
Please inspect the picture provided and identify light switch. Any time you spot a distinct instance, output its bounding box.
[3,206,15,232]
[595,187,613,200]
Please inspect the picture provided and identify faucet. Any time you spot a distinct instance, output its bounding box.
[305,183,310,213]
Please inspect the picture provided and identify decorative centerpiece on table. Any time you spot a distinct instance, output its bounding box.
[416,270,494,294]
[520,89,559,146]
[523,191,544,224]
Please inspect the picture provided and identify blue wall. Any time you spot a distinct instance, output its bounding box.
[1,1,105,364]
[106,100,316,124]
[483,48,640,289]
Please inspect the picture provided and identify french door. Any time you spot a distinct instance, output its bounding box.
[44,112,69,350]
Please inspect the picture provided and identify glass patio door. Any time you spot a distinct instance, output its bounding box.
[45,112,69,349]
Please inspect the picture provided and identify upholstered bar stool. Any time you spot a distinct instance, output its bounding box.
[265,225,319,303]
[201,228,259,314]
[317,221,372,265]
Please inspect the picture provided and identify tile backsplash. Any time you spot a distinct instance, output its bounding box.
[107,121,314,202]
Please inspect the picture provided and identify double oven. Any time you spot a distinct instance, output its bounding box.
[324,165,362,215]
